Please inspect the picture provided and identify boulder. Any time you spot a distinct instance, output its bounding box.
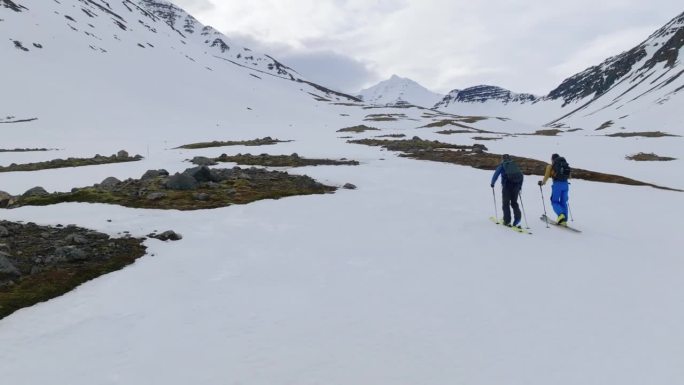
[146,192,167,201]
[165,173,198,190]
[191,156,217,166]
[182,166,214,182]
[0,252,20,279]
[54,246,88,261]
[64,234,88,245]
[209,168,235,182]
[117,150,129,158]
[22,186,49,197]
[0,225,8,237]
[99,176,121,188]
[192,193,210,201]
[141,169,169,180]
[152,230,182,241]
[343,183,357,190]
[0,191,12,208]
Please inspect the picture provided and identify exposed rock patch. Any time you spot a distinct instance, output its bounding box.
[176,137,291,149]
[337,125,380,133]
[192,153,360,167]
[626,152,677,161]
[0,152,142,173]
[606,131,679,138]
[9,166,337,210]
[0,220,146,319]
[350,138,682,192]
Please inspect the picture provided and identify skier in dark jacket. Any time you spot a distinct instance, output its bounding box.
[491,154,524,228]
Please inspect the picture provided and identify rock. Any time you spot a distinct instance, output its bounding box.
[152,230,182,241]
[165,173,199,190]
[191,156,218,166]
[343,183,357,190]
[0,226,8,237]
[209,168,235,182]
[412,136,422,141]
[117,150,129,158]
[146,192,167,201]
[0,252,21,278]
[65,234,88,245]
[22,186,49,197]
[54,246,88,261]
[99,176,121,188]
[193,193,210,201]
[0,191,12,207]
[141,169,169,180]
[182,166,214,182]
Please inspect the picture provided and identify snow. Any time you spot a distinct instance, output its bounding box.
[1,1,684,385]
[358,74,444,108]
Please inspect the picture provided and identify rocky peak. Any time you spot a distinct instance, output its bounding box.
[435,85,537,108]
[547,11,684,105]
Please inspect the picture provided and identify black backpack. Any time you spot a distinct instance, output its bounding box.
[502,160,523,184]
[553,157,571,181]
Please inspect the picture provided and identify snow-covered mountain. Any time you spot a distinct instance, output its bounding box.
[358,74,444,107]
[436,11,684,131]
[2,2,684,385]
[435,85,538,107]
[0,0,358,147]
[546,10,684,130]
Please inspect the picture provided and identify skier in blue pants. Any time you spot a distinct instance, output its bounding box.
[538,153,570,225]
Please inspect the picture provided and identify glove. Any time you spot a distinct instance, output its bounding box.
[490,183,494,188]
[537,181,543,186]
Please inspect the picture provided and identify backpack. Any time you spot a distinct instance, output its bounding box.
[502,160,523,184]
[553,157,571,181]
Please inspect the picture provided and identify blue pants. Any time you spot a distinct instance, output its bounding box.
[551,181,569,218]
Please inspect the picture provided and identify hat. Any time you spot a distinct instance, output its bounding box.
[551,153,559,160]
[502,154,511,161]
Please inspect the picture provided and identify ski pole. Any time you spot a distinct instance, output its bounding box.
[492,187,498,222]
[519,191,529,229]
[568,202,574,222]
[539,184,549,228]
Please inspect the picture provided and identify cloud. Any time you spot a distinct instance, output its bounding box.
[171,0,684,95]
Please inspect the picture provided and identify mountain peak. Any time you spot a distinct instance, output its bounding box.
[358,75,443,107]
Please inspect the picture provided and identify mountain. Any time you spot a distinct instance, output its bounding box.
[434,85,538,107]
[0,0,358,147]
[545,10,684,130]
[357,74,444,107]
[436,11,684,131]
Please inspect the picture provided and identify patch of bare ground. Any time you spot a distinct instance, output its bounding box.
[191,153,359,167]
[626,152,676,161]
[0,221,147,319]
[606,131,680,138]
[0,148,53,152]
[363,113,408,122]
[436,129,474,135]
[375,134,406,138]
[5,166,336,211]
[349,137,682,192]
[337,125,380,133]
[175,137,291,149]
[523,129,563,136]
[596,120,614,130]
[0,151,141,172]
[472,136,502,141]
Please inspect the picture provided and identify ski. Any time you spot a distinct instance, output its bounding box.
[540,215,582,233]
[489,217,532,235]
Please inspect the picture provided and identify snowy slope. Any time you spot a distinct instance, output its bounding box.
[1,2,684,385]
[358,74,444,107]
[0,0,357,150]
[436,11,684,132]
[547,11,684,132]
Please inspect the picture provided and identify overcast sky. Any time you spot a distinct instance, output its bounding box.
[173,0,682,95]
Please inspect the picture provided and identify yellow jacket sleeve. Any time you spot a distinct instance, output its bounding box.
[541,164,553,185]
